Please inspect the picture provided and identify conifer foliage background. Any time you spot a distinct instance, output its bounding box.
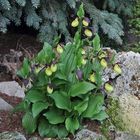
[0,0,134,44]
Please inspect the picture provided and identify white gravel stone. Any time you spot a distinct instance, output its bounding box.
[0,81,25,98]
[0,97,13,111]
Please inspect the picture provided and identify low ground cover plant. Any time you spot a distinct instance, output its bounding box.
[16,4,122,138]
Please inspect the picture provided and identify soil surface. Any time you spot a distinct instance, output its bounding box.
[0,92,24,135]
[0,32,42,139]
[0,92,41,139]
[0,32,42,82]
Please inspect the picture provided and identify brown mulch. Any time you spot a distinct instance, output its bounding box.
[0,92,22,107]
[0,111,24,133]
[84,120,101,133]
[0,92,24,133]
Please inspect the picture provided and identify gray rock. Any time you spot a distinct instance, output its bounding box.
[29,137,42,140]
[0,131,26,140]
[117,93,140,136]
[29,137,39,140]
[115,132,140,140]
[0,97,13,110]
[114,51,140,97]
[0,81,25,98]
[103,51,140,97]
[75,129,107,140]
[104,51,140,136]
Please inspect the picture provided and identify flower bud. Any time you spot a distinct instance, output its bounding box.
[45,67,52,76]
[50,64,57,72]
[47,85,53,94]
[84,29,92,37]
[100,58,107,68]
[82,18,90,26]
[56,44,63,54]
[105,82,114,93]
[113,64,122,74]
[23,79,29,87]
[76,69,83,80]
[89,73,96,83]
[71,18,79,27]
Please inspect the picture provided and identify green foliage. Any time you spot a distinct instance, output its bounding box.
[16,5,122,138]
[103,0,134,16]
[83,0,124,44]
[124,0,140,53]
[17,58,30,79]
[65,117,79,134]
[0,0,134,44]
[101,98,125,139]
[22,111,37,134]
[122,42,140,53]
[129,0,140,36]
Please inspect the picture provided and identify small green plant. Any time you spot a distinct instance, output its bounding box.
[16,4,121,138]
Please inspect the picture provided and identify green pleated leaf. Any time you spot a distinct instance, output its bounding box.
[35,42,54,64]
[77,3,85,18]
[69,82,96,97]
[82,94,104,118]
[38,118,50,137]
[92,110,108,121]
[13,100,30,112]
[38,119,68,138]
[59,43,76,77]
[22,112,37,134]
[74,97,89,115]
[32,102,49,118]
[57,126,68,138]
[49,91,71,111]
[92,33,101,52]
[38,118,57,138]
[44,108,65,124]
[26,89,46,103]
[65,117,79,134]
[17,58,30,79]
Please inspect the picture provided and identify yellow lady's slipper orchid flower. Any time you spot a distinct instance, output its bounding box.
[113,64,122,74]
[71,18,79,27]
[98,51,107,59]
[100,58,107,68]
[105,83,114,93]
[47,85,53,94]
[56,44,63,54]
[81,49,86,55]
[45,67,52,76]
[35,67,42,74]
[84,29,92,37]
[50,64,57,72]
[82,19,89,26]
[81,58,87,65]
[89,73,96,83]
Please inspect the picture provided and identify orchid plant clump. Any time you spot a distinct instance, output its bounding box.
[16,4,122,139]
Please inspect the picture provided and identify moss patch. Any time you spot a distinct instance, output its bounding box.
[100,98,125,139]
